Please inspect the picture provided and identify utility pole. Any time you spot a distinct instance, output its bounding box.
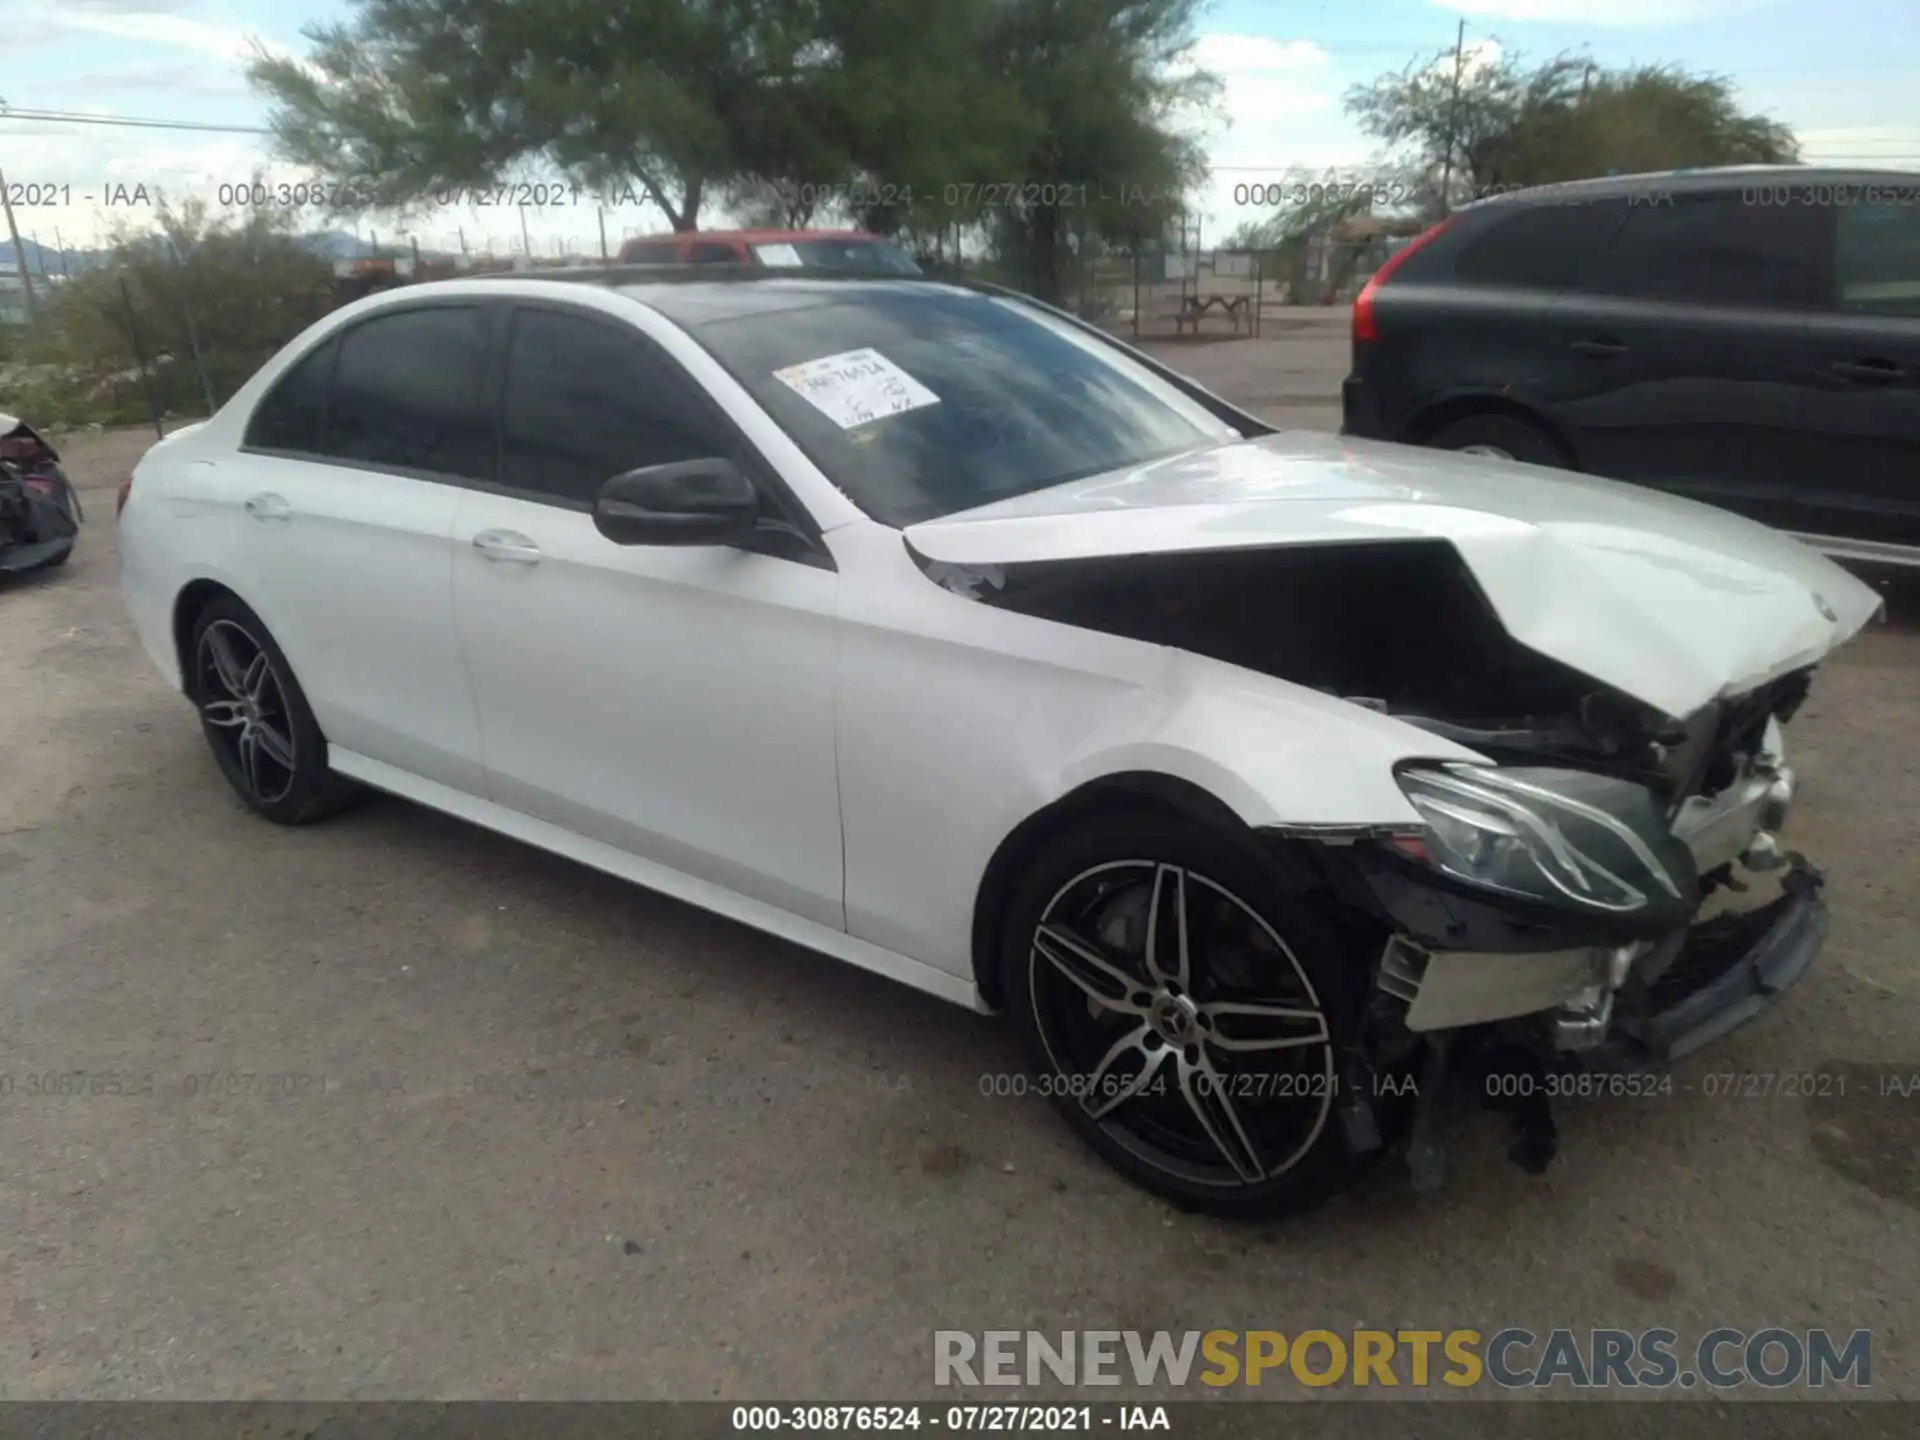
[0,165,38,322]
[1439,17,1467,216]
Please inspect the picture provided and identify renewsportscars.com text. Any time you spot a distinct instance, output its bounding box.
[932,1328,1871,1391]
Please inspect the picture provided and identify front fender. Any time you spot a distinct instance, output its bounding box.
[1057,655,1487,832]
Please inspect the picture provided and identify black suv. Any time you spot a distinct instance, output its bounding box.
[1340,167,1920,565]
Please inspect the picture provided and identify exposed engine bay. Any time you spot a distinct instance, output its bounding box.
[930,539,1811,809]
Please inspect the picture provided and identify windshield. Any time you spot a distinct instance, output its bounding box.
[751,239,922,274]
[689,288,1239,525]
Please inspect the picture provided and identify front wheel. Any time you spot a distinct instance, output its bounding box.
[1000,810,1374,1218]
[188,594,359,825]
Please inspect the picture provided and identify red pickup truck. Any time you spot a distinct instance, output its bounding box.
[616,228,921,272]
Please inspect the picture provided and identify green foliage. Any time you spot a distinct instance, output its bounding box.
[247,0,1217,299]
[1345,47,1799,210]
[11,195,334,429]
[979,0,1218,303]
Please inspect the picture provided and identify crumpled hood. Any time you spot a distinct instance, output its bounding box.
[903,431,1884,719]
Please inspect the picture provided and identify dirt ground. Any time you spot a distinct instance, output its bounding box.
[2,341,1916,1404]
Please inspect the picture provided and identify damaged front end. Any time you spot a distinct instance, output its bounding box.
[1288,737,1826,1191]
[0,414,80,575]
[926,537,1842,1190]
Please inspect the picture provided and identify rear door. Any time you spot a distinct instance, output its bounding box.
[1355,198,1626,441]
[1793,196,1920,555]
[233,303,493,794]
[1539,189,1823,528]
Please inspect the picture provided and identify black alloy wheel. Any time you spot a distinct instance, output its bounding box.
[1003,810,1372,1217]
[188,594,359,824]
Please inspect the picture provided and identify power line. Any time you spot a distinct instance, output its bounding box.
[0,106,273,136]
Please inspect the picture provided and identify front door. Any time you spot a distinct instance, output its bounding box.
[450,302,845,927]
[1793,197,1920,555]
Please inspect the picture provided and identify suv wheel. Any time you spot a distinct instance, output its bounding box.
[1428,413,1568,467]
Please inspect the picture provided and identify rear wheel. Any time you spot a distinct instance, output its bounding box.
[1000,809,1372,1218]
[188,594,359,825]
[1427,413,1569,467]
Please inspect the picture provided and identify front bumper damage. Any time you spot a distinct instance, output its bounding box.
[1591,855,1825,1072]
[1288,724,1832,1191]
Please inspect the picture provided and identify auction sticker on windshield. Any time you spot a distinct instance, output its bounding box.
[774,348,940,429]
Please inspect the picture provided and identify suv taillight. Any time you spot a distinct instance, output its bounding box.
[1352,216,1457,344]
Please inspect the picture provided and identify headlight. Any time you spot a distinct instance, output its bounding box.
[1390,764,1692,916]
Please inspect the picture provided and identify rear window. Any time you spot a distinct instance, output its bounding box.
[1583,194,1821,308]
[1451,200,1629,289]
[751,239,921,275]
[245,336,336,454]
[322,307,494,479]
[1834,201,1920,316]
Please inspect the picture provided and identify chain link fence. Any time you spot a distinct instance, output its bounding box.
[1039,235,1409,342]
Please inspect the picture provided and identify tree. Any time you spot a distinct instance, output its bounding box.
[249,0,857,232]
[979,0,1218,305]
[245,0,1216,299]
[1508,65,1801,185]
[1344,46,1798,211]
[246,0,1052,238]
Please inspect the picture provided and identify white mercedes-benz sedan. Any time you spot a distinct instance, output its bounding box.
[120,272,1882,1215]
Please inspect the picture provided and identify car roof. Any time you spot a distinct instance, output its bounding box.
[622,229,888,244]
[402,266,982,323]
[617,276,975,325]
[1465,164,1920,210]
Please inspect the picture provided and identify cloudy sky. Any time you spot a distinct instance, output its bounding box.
[1,0,1915,258]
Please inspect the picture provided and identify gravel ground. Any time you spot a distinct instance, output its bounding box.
[1,342,1915,1405]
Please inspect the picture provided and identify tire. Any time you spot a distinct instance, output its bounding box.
[999,808,1376,1219]
[1427,412,1569,468]
[186,593,360,825]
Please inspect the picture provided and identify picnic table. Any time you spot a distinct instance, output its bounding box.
[1174,293,1253,335]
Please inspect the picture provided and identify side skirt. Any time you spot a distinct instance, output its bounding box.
[328,748,990,1015]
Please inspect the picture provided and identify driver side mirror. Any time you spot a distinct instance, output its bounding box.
[593,458,759,547]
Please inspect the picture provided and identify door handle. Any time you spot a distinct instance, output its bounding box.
[1830,357,1903,385]
[243,492,292,522]
[1571,337,1629,359]
[472,529,542,564]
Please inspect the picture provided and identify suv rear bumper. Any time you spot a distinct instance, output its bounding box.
[1340,375,1388,439]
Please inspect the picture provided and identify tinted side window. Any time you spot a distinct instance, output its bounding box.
[323,307,493,478]
[499,308,731,505]
[1834,202,1920,317]
[690,241,740,264]
[625,241,678,263]
[1588,194,1820,307]
[245,337,336,454]
[1452,200,1629,289]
